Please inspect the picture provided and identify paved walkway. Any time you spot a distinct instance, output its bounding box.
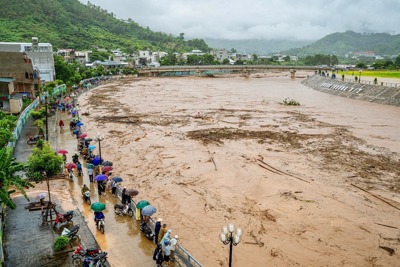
[4,111,107,267]
[5,102,157,266]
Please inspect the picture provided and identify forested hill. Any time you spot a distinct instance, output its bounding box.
[284,31,400,56]
[0,0,209,53]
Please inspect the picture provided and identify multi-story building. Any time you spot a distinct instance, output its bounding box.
[0,51,36,97]
[0,37,55,82]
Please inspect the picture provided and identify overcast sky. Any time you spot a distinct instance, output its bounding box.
[81,0,400,41]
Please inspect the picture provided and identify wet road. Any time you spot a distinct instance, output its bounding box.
[7,109,158,266]
[54,111,157,266]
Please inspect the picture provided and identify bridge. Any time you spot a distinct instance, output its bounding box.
[137,65,336,78]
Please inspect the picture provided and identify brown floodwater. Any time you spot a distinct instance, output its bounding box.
[45,72,400,266]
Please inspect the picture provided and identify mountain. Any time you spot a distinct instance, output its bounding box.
[283,31,400,57]
[204,38,312,55]
[0,0,209,53]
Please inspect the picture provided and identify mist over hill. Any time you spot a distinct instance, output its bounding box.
[204,38,312,55]
[283,31,400,56]
[0,0,209,53]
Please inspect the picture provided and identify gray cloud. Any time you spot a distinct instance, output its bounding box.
[81,0,400,40]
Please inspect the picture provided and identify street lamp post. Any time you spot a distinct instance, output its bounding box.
[94,132,104,163]
[45,95,49,141]
[75,103,80,121]
[220,223,242,267]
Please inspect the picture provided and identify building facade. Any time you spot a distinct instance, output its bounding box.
[0,37,55,82]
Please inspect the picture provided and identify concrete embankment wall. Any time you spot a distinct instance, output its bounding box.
[302,75,400,107]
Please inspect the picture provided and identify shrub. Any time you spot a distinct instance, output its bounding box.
[53,236,69,251]
[281,98,300,106]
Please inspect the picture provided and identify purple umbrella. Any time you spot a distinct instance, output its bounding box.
[71,110,77,115]
[93,156,100,166]
[95,174,107,182]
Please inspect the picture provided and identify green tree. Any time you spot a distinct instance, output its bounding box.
[0,148,33,209]
[0,111,17,147]
[355,62,367,69]
[395,54,400,68]
[222,58,230,65]
[200,54,215,65]
[186,54,199,65]
[25,143,63,182]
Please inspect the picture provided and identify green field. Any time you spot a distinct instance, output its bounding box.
[339,70,400,79]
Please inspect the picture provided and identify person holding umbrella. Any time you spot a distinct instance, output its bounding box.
[94,211,105,228]
[59,119,64,130]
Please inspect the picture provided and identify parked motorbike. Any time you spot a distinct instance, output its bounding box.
[114,203,134,217]
[72,243,102,266]
[140,221,155,241]
[82,252,108,267]
[27,135,40,145]
[61,224,80,241]
[82,191,91,205]
[95,218,105,234]
[54,211,74,229]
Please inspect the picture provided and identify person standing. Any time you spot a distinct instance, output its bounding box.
[170,235,179,262]
[154,218,163,244]
[59,119,64,130]
[121,186,127,204]
[88,167,94,183]
[158,224,167,245]
[163,240,171,266]
[97,180,104,196]
[111,180,117,197]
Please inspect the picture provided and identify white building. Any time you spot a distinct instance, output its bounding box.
[0,37,55,82]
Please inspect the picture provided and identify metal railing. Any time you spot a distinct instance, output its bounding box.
[7,97,40,148]
[113,186,203,267]
[73,75,203,266]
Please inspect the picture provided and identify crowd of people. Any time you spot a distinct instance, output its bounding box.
[60,90,181,267]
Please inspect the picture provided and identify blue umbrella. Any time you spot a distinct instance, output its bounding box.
[73,129,80,134]
[95,174,107,182]
[93,156,100,166]
[112,177,123,183]
[76,122,84,127]
[88,145,96,151]
[71,110,77,115]
[141,205,157,216]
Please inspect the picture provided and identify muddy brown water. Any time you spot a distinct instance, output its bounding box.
[13,73,400,267]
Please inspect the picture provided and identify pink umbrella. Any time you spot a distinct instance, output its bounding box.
[79,133,88,139]
[57,149,68,155]
[102,166,113,172]
[65,162,77,169]
[64,97,71,101]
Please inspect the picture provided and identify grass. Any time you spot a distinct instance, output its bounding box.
[339,70,400,79]
[281,98,300,106]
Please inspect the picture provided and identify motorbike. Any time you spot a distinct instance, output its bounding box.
[54,211,74,229]
[95,218,105,234]
[140,221,155,241]
[67,170,75,181]
[27,135,40,145]
[114,203,134,217]
[72,243,102,266]
[82,252,108,267]
[82,191,91,205]
[61,224,80,241]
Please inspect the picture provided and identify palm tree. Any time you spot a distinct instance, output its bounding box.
[0,148,33,209]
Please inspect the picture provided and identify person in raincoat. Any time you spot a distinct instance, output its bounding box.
[59,119,64,130]
[158,225,167,246]
[81,184,90,195]
[94,211,105,228]
[154,218,163,244]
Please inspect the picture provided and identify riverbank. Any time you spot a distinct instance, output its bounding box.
[76,73,400,267]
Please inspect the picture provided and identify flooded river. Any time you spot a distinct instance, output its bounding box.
[20,73,400,267]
